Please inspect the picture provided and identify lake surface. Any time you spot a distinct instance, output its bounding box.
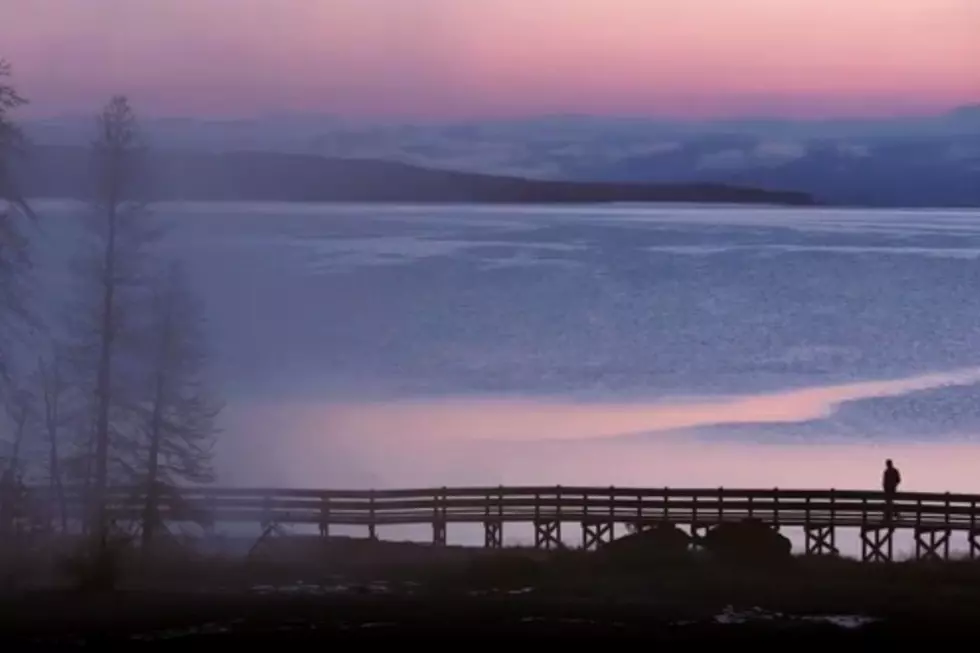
[27,201,980,553]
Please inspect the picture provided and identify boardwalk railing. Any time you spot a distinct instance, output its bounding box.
[9,485,980,561]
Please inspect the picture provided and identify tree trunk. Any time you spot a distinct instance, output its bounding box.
[49,436,67,533]
[92,205,117,544]
[40,357,67,531]
[8,415,25,476]
[45,406,67,533]
[141,373,165,554]
[80,424,95,535]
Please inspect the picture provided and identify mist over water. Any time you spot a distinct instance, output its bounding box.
[25,201,980,549]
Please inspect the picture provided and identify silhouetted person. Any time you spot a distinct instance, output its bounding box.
[882,459,901,522]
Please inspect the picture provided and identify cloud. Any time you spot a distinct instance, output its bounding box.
[754,139,807,160]
[697,149,750,169]
[837,142,872,157]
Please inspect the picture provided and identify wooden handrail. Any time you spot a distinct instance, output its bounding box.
[31,484,980,503]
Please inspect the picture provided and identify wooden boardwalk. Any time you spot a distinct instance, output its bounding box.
[21,485,980,562]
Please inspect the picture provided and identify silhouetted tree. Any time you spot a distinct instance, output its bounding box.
[65,95,163,539]
[0,59,37,390]
[2,384,34,479]
[137,261,222,551]
[35,349,71,531]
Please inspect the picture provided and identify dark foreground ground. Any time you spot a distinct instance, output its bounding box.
[0,589,973,646]
[4,534,980,645]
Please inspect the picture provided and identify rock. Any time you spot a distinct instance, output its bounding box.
[701,519,792,566]
[600,522,692,563]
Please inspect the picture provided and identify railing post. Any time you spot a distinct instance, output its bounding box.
[773,488,779,527]
[944,492,951,560]
[972,499,978,561]
[967,499,977,560]
[830,488,836,525]
[556,484,563,522]
[718,487,724,522]
[319,494,331,538]
[432,486,448,547]
[663,487,669,522]
[368,489,376,540]
[608,485,615,542]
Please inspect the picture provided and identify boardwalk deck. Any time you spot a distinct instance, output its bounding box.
[10,485,980,562]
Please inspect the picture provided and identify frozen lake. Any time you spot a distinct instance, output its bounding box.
[26,201,980,553]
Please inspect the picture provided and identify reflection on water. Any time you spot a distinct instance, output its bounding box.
[318,366,980,444]
[220,367,980,492]
[216,372,980,558]
[232,403,980,492]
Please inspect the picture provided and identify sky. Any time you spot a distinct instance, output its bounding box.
[2,0,978,120]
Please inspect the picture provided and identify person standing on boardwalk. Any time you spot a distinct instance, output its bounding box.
[882,459,901,521]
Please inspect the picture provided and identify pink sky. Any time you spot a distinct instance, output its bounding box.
[2,0,978,119]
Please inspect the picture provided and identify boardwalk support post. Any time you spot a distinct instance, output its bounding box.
[482,486,504,548]
[368,490,377,540]
[861,526,894,563]
[804,525,838,556]
[970,531,980,561]
[432,520,446,547]
[535,520,561,550]
[914,527,951,562]
[690,524,708,549]
[432,487,447,546]
[581,520,613,551]
[970,499,978,559]
[318,496,331,538]
[484,520,502,548]
[532,487,562,550]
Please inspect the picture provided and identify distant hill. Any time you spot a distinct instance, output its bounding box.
[19,107,980,207]
[14,145,814,206]
[580,134,980,208]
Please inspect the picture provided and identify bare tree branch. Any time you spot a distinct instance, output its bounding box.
[137,261,222,550]
[0,59,39,390]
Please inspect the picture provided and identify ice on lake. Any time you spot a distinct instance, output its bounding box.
[24,201,980,548]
